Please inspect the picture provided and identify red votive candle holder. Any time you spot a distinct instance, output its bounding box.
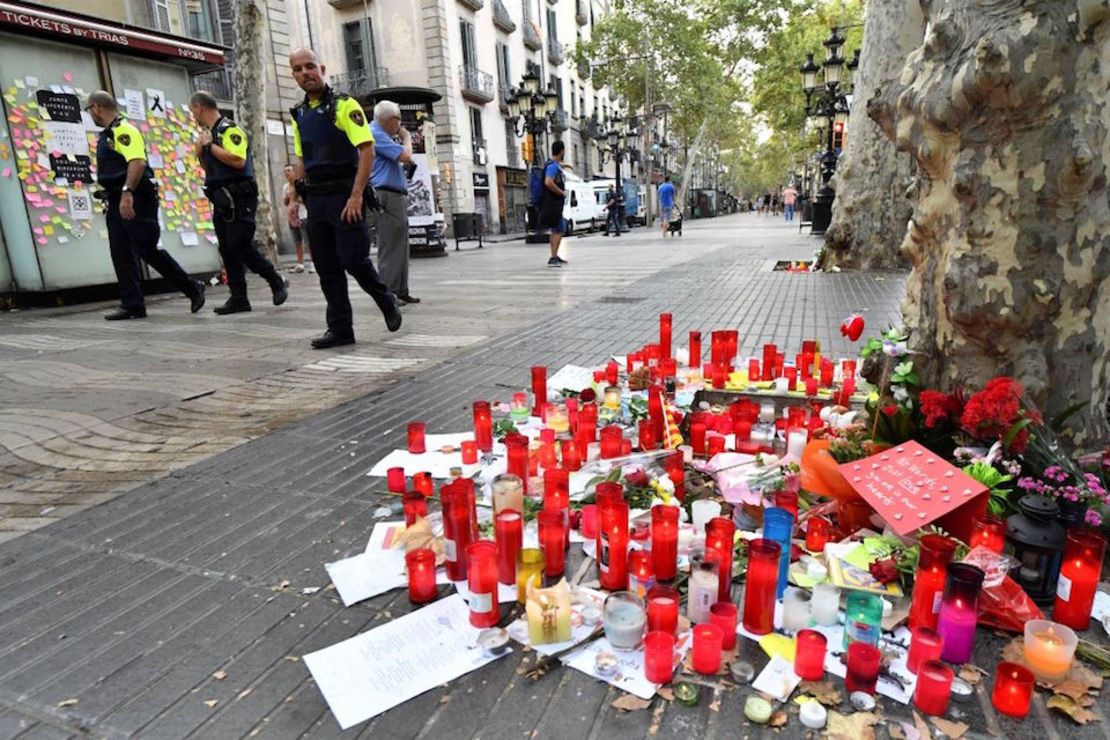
[692,623,724,675]
[407,422,426,454]
[803,377,818,396]
[596,481,624,510]
[907,627,944,674]
[466,541,499,628]
[598,500,630,591]
[909,534,957,630]
[659,313,673,360]
[580,504,598,539]
[711,364,726,389]
[773,490,799,522]
[413,472,433,497]
[794,629,828,680]
[734,420,752,441]
[707,435,726,457]
[402,491,427,526]
[639,419,657,451]
[762,344,776,381]
[913,660,954,716]
[842,359,857,379]
[644,631,676,684]
[992,662,1035,718]
[710,602,738,650]
[688,331,701,368]
[845,641,882,694]
[442,485,473,581]
[690,422,707,455]
[968,514,1007,554]
[705,517,736,602]
[504,434,530,494]
[538,510,566,577]
[1055,527,1108,630]
[600,426,623,459]
[820,361,834,388]
[805,516,832,552]
[742,538,782,635]
[472,401,492,452]
[651,505,679,582]
[386,466,406,493]
[785,366,798,390]
[460,440,479,465]
[725,330,738,361]
[495,510,523,585]
[646,584,680,635]
[406,548,438,604]
[560,439,581,471]
[621,439,633,456]
[747,359,760,383]
[531,365,547,416]
[629,550,655,596]
[604,359,619,387]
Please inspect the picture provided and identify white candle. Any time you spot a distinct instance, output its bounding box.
[691,500,721,534]
[786,430,808,460]
[811,583,841,627]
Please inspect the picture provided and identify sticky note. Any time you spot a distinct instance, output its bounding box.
[43,225,54,235]
[32,227,43,235]
[759,633,796,662]
[63,72,73,82]
[36,237,47,245]
[38,213,50,223]
[0,167,9,178]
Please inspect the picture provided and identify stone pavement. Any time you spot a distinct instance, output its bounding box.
[6,214,1090,739]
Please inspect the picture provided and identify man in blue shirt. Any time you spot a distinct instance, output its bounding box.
[540,141,568,267]
[369,100,419,304]
[658,175,676,237]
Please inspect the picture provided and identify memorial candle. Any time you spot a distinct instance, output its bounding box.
[913,660,954,716]
[1054,527,1107,630]
[908,534,957,630]
[742,539,781,635]
[811,583,841,626]
[794,629,828,680]
[748,359,760,383]
[707,435,726,457]
[659,313,673,360]
[442,486,472,581]
[710,602,738,650]
[688,331,701,368]
[762,344,777,381]
[805,516,832,553]
[687,556,718,624]
[491,473,524,514]
[651,505,679,582]
[504,434,530,494]
[466,541,500,628]
[644,631,676,684]
[546,403,570,434]
[785,366,798,390]
[560,439,581,471]
[600,426,623,459]
[413,471,433,497]
[639,419,657,451]
[472,401,493,452]
[629,550,655,597]
[1023,620,1077,680]
[495,510,523,585]
[992,662,1035,718]
[543,468,570,548]
[604,591,646,650]
[386,466,406,493]
[598,500,630,591]
[936,563,985,663]
[693,623,724,674]
[580,504,598,539]
[762,507,794,599]
[690,421,707,455]
[906,627,944,675]
[968,514,1007,555]
[705,517,736,602]
[538,510,566,577]
[819,360,834,388]
[402,491,427,526]
[531,365,547,416]
[773,490,800,522]
[515,548,545,603]
[845,642,881,694]
[786,429,808,460]
[460,440,479,465]
[646,584,680,635]
[725,330,738,361]
[804,378,818,396]
[407,421,426,454]
[510,392,530,423]
[406,548,438,604]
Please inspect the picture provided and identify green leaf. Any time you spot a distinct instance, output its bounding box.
[1002,417,1034,449]
[894,361,913,376]
[1051,402,1089,432]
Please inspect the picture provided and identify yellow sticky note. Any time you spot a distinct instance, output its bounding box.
[26,185,38,193]
[843,544,874,572]
[42,225,54,235]
[759,633,796,662]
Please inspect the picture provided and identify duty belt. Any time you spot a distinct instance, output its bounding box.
[375,186,407,196]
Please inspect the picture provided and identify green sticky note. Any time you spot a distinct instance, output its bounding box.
[843,544,875,571]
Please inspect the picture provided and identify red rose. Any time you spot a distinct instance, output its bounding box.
[869,558,899,584]
[882,404,899,417]
[569,509,582,530]
[625,470,650,488]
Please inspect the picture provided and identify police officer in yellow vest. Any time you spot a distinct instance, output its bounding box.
[287,48,402,349]
[85,91,205,320]
[189,91,287,314]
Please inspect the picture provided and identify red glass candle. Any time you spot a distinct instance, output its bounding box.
[538,510,566,577]
[402,491,427,526]
[472,401,493,452]
[705,517,736,602]
[794,629,827,680]
[638,419,657,451]
[785,366,798,390]
[538,441,557,472]
[692,623,724,675]
[466,541,499,628]
[406,548,438,604]
[598,500,630,591]
[707,435,726,457]
[658,313,673,359]
[967,514,1007,554]
[838,377,856,406]
[566,397,578,430]
[458,478,479,539]
[442,486,473,581]
[460,440,479,465]
[992,662,1035,718]
[1054,527,1108,630]
[495,510,523,585]
[710,602,738,650]
[804,377,818,396]
[742,539,782,635]
[687,331,701,368]
[413,472,433,497]
[711,364,726,389]
[644,631,676,684]
[646,584,680,635]
[504,434,530,494]
[651,505,679,582]
[689,422,707,455]
[908,534,957,630]
[747,359,760,382]
[605,359,619,387]
[596,481,624,509]
[528,365,545,415]
[629,550,654,596]
[842,359,857,379]
[560,439,581,471]
[724,330,738,361]
[773,490,799,522]
[600,426,623,459]
[845,642,881,694]
[667,468,685,502]
[386,466,406,493]
[580,504,598,539]
[821,361,835,388]
[407,422,426,454]
[805,516,832,552]
[913,660,954,716]
[906,627,944,675]
[734,420,752,441]
[621,439,633,456]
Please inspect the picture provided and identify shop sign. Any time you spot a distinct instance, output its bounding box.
[472,172,490,189]
[501,168,528,188]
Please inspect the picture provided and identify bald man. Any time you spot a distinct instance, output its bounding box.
[286,48,401,349]
[86,91,205,319]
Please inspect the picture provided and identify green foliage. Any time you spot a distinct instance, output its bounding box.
[962,462,1015,515]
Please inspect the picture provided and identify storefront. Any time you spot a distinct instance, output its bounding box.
[496,166,528,235]
[0,1,226,295]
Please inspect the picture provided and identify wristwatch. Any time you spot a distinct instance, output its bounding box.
[122,185,131,193]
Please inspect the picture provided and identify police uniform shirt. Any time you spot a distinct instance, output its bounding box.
[203,118,253,186]
[96,118,147,187]
[215,121,249,161]
[291,95,373,156]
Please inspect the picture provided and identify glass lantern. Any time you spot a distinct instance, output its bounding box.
[1006,495,1067,604]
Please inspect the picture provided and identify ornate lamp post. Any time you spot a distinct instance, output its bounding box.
[598,115,637,225]
[507,67,560,237]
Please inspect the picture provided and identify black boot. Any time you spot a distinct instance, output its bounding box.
[269,274,288,306]
[213,286,251,315]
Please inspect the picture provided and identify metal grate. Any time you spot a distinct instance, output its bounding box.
[597,296,647,304]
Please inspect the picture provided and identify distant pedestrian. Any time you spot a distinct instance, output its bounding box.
[772,195,781,216]
[190,90,287,315]
[782,184,798,222]
[540,141,568,267]
[762,193,771,214]
[283,164,313,273]
[369,100,420,304]
[657,176,676,237]
[603,184,621,236]
[86,91,205,320]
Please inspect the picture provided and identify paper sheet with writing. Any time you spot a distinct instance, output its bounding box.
[562,631,693,700]
[304,595,510,729]
[324,549,406,606]
[811,622,917,704]
[546,364,596,394]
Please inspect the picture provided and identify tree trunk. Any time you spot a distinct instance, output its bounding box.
[875,0,1110,447]
[232,0,280,265]
[823,0,924,270]
[677,118,708,212]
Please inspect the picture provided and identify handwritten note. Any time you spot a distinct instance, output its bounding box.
[324,549,407,606]
[123,89,144,120]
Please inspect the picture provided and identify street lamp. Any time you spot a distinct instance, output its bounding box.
[598,114,637,229]
[507,65,562,238]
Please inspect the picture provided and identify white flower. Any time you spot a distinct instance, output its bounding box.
[892,386,909,402]
[882,340,909,357]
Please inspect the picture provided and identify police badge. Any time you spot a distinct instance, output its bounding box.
[230,133,243,145]
[350,110,365,126]
[118,133,131,146]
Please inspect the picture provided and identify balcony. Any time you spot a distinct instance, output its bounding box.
[328,0,368,6]
[459,65,495,104]
[492,0,516,32]
[458,0,484,9]
[547,39,565,65]
[191,68,233,103]
[550,109,569,133]
[331,68,390,97]
[576,0,589,25]
[579,115,602,140]
[523,20,543,50]
[577,59,590,80]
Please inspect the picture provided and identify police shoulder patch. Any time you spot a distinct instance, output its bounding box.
[118,133,131,146]
[229,133,243,145]
[349,109,365,126]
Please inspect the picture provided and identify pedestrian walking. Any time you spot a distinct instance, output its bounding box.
[283,164,313,273]
[369,100,420,305]
[603,184,621,237]
[189,91,287,315]
[782,184,798,222]
[657,176,676,237]
[540,141,568,267]
[86,91,205,320]
[286,48,401,349]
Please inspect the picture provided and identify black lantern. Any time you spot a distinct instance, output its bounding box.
[1006,495,1067,605]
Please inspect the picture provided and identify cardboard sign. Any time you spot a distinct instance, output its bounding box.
[838,440,988,540]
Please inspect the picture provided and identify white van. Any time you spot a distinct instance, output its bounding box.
[562,175,603,234]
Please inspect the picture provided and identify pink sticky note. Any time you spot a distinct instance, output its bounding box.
[38,213,50,223]
[0,167,10,178]
[36,237,47,245]
[63,72,73,82]
[32,227,43,235]
[50,149,62,158]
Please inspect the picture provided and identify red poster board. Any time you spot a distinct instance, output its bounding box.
[837,440,988,542]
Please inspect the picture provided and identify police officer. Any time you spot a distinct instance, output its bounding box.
[85,91,205,320]
[287,48,402,349]
[189,91,287,314]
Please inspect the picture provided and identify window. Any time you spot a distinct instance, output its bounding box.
[152,0,171,31]
[593,96,599,118]
[470,107,485,163]
[522,0,531,20]
[184,0,215,42]
[343,20,378,75]
[546,8,557,42]
[496,41,511,91]
[460,20,477,70]
[570,81,576,116]
[578,88,585,118]
[505,122,519,167]
[549,75,562,109]
[573,144,580,170]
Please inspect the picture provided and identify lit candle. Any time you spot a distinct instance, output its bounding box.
[906,627,944,675]
[1054,527,1107,630]
[710,602,738,650]
[909,534,957,630]
[692,623,724,674]
[646,584,680,635]
[705,517,736,602]
[1023,619,1077,681]
[761,344,777,381]
[516,548,545,604]
[748,359,760,383]
[407,421,426,454]
[805,516,832,553]
[511,392,530,423]
[690,422,707,455]
[688,331,701,368]
[811,583,841,626]
[543,468,570,549]
[538,510,566,578]
[491,473,524,514]
[628,550,655,597]
[442,485,473,581]
[659,313,673,360]
[913,660,954,716]
[651,505,679,582]
[413,471,433,497]
[773,490,800,522]
[603,591,646,650]
[845,642,881,694]
[386,466,406,493]
[472,401,493,452]
[546,403,570,434]
[531,365,547,416]
[525,579,572,645]
[786,429,808,460]
[804,378,818,396]
[707,435,726,456]
[936,563,985,664]
[600,426,623,459]
[560,439,581,471]
[603,385,622,410]
[406,548,438,605]
[968,514,1007,554]
[466,541,499,628]
[495,510,523,585]
[606,359,620,387]
[402,491,427,526]
[638,419,657,451]
[992,661,1035,718]
[580,504,598,540]
[460,440,479,465]
[795,629,828,680]
[742,539,781,635]
[644,631,676,684]
[503,434,530,494]
[598,500,630,591]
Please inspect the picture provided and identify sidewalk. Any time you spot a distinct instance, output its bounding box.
[5,215,1050,740]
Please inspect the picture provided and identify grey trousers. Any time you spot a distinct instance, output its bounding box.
[374,190,410,296]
